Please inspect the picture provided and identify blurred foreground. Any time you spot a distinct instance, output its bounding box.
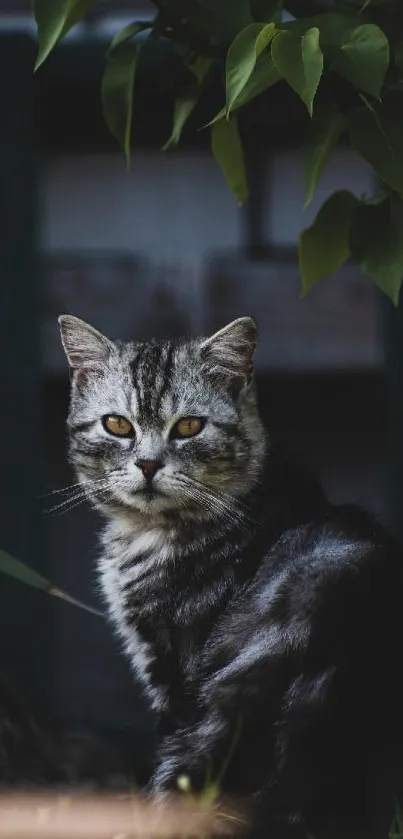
[0,792,243,839]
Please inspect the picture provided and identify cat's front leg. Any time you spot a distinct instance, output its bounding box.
[149,727,209,795]
[149,710,228,795]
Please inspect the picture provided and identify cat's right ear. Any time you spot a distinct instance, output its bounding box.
[58,315,113,377]
[200,316,258,394]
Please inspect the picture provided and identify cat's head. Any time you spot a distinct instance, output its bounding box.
[59,315,267,522]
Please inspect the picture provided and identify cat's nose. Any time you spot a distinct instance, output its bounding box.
[136,459,163,481]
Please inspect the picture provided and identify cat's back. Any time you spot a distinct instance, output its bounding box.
[253,504,403,638]
[208,503,403,681]
[204,504,403,822]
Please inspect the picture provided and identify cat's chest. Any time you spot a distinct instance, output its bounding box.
[99,525,187,710]
[99,522,238,711]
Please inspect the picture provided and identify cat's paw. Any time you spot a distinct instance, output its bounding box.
[148,762,187,796]
[149,762,206,798]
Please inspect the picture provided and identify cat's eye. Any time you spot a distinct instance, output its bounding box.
[171,417,205,439]
[102,415,134,438]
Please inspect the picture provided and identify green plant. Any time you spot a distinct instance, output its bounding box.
[33,1,403,302]
[0,548,102,616]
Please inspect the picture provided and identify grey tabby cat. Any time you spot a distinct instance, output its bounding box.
[59,314,403,839]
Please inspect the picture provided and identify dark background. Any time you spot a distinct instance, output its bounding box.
[0,0,402,780]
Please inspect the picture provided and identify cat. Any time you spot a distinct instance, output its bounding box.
[59,313,403,839]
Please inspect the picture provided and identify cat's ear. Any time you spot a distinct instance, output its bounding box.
[58,315,114,375]
[200,316,257,393]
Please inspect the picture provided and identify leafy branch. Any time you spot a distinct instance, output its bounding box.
[33,0,403,303]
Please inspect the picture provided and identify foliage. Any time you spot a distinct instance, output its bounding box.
[0,548,102,616]
[33,0,403,302]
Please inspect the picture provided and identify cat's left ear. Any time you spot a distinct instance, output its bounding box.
[58,315,114,377]
[200,316,257,393]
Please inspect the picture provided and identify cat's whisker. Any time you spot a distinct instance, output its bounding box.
[171,487,214,526]
[206,493,252,527]
[178,477,252,531]
[187,479,251,514]
[45,496,90,517]
[181,474,252,516]
[171,492,189,518]
[42,483,82,499]
[44,495,88,517]
[43,481,112,515]
[180,485,237,525]
[43,491,89,515]
[207,485,252,515]
[42,476,113,500]
[178,483,247,532]
[44,487,114,517]
[202,494,250,532]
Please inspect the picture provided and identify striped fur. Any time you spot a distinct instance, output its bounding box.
[60,315,403,839]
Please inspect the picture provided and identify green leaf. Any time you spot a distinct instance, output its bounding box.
[172,45,213,82]
[255,22,277,55]
[102,40,140,166]
[284,13,354,40]
[185,54,213,84]
[163,53,212,150]
[0,548,102,617]
[347,104,403,197]
[350,196,403,305]
[229,50,281,109]
[60,0,94,36]
[304,107,345,208]
[34,0,95,69]
[284,14,389,98]
[211,116,249,205]
[209,51,280,125]
[226,22,276,115]
[163,95,198,150]
[271,28,323,116]
[299,190,358,295]
[325,23,389,99]
[109,21,151,52]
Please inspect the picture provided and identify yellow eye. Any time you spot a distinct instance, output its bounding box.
[103,415,134,438]
[172,417,204,439]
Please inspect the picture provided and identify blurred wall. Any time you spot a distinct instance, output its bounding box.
[0,17,386,738]
[39,144,385,735]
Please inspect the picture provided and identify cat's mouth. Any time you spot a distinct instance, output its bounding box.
[133,486,165,501]
[99,482,175,514]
